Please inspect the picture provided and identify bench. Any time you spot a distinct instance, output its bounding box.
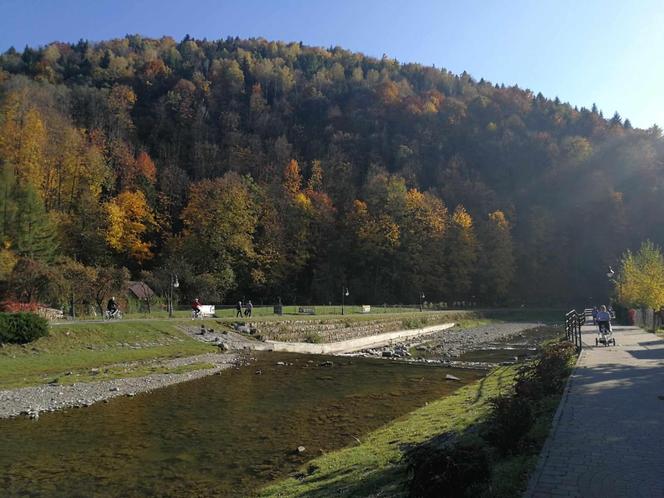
[192,305,216,318]
[361,305,371,313]
[298,306,315,315]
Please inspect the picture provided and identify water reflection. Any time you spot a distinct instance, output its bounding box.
[1,352,482,497]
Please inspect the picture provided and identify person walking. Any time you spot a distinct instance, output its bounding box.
[245,300,253,317]
[236,301,243,317]
[596,305,612,332]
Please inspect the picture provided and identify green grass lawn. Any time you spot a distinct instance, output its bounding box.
[121,305,448,320]
[0,320,216,389]
[120,306,564,324]
[259,366,518,497]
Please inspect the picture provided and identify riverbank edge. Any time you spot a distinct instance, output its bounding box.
[522,340,588,496]
[0,352,238,419]
[258,365,519,497]
[259,339,576,497]
[0,322,546,419]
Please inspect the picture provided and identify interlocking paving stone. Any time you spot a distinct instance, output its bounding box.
[525,324,664,498]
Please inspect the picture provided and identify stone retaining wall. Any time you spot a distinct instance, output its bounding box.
[236,311,475,343]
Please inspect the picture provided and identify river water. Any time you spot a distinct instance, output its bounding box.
[0,352,483,497]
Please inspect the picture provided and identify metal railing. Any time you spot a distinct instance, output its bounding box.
[565,309,585,350]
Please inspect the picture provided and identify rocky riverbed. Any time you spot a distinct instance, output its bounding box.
[0,352,239,419]
[1,322,558,419]
[348,322,559,367]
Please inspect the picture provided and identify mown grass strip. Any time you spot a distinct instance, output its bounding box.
[0,321,215,389]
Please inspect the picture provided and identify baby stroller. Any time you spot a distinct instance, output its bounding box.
[595,321,616,346]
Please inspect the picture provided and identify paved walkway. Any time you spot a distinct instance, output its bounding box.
[526,325,664,497]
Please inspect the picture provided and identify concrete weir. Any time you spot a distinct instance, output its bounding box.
[248,323,456,354]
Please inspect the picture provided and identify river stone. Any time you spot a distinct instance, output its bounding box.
[297,446,306,454]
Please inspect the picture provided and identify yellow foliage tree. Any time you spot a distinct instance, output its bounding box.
[617,240,664,309]
[445,205,478,300]
[0,90,47,189]
[105,190,157,262]
[283,159,302,196]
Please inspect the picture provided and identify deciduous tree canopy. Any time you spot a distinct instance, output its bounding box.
[0,35,662,307]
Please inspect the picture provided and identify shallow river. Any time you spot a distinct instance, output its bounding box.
[0,352,483,497]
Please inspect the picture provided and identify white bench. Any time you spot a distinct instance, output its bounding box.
[192,305,216,319]
[361,305,371,313]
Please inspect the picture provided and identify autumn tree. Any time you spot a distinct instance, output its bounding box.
[616,241,664,310]
[9,257,55,303]
[180,172,259,300]
[476,211,515,304]
[444,205,478,302]
[398,189,447,301]
[105,190,158,263]
[91,265,130,314]
[2,36,664,306]
[0,89,47,189]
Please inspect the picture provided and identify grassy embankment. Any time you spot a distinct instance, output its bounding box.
[261,335,574,498]
[0,320,216,389]
[259,366,519,497]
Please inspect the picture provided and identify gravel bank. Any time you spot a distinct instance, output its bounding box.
[415,322,547,357]
[352,322,552,362]
[0,352,238,419]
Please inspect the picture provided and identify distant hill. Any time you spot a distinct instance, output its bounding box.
[0,35,662,306]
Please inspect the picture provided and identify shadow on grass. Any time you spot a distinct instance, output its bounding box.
[290,465,408,498]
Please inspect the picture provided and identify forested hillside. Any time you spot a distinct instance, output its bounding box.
[0,35,662,308]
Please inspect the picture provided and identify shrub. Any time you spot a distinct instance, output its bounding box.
[487,395,534,454]
[515,341,575,400]
[408,438,491,498]
[0,312,49,344]
[402,317,428,330]
[0,300,40,313]
[304,332,323,344]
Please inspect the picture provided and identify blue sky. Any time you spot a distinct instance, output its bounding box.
[2,0,663,128]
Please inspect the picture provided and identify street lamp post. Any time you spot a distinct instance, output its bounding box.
[606,266,617,304]
[419,291,425,312]
[168,273,179,318]
[341,287,349,315]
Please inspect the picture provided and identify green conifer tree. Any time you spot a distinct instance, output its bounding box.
[13,184,59,262]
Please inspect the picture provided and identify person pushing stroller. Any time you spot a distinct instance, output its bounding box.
[595,305,615,346]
